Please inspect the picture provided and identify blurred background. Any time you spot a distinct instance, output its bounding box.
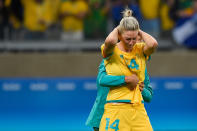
[0,0,197,131]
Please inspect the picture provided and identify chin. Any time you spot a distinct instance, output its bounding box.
[129,44,134,48]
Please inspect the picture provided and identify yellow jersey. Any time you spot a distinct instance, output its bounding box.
[60,0,88,31]
[101,42,148,104]
[22,0,59,31]
[139,0,160,19]
[160,3,174,30]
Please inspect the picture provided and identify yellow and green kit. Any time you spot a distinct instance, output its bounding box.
[99,42,153,131]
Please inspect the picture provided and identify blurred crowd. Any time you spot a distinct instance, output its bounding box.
[0,0,197,48]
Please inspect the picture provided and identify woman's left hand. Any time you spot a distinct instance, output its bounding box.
[139,82,144,92]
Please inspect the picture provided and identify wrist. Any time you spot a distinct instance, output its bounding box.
[125,76,131,84]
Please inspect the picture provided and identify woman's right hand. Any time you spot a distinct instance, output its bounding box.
[125,74,139,90]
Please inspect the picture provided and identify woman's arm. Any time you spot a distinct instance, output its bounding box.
[98,67,153,102]
[142,86,153,103]
[97,62,125,87]
[142,67,153,103]
[97,61,138,88]
[139,30,158,56]
[99,74,125,87]
[102,27,119,58]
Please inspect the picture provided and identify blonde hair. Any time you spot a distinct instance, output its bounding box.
[118,8,139,33]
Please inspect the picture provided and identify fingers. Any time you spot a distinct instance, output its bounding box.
[139,82,144,92]
[129,82,144,91]
[139,82,144,87]
[125,74,140,91]
[129,86,135,91]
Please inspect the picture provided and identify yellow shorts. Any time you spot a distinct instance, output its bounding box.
[99,103,153,131]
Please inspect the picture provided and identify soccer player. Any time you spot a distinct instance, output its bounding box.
[99,8,158,131]
[86,60,153,131]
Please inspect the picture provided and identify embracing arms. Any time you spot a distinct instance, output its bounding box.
[97,61,153,102]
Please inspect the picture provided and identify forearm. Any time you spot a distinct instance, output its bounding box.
[143,67,153,102]
[99,75,125,87]
[103,27,119,57]
[140,30,158,56]
[142,87,153,103]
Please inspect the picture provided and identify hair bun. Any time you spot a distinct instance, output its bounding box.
[123,9,133,18]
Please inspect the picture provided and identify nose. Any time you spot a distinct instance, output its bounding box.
[129,40,136,46]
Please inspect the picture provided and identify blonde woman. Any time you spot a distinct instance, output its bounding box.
[99,8,158,131]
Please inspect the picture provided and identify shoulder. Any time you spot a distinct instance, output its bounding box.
[132,42,145,54]
[134,42,146,49]
[101,44,118,59]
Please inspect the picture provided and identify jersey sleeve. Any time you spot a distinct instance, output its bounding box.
[135,42,151,61]
[142,87,153,103]
[142,67,153,102]
[100,44,114,59]
[135,42,145,55]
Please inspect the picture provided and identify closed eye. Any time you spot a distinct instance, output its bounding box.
[126,38,131,41]
[132,38,136,40]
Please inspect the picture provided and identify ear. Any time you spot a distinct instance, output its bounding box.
[118,30,121,40]
[118,34,122,41]
[137,30,143,42]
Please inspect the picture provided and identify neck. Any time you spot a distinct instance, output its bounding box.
[118,42,132,52]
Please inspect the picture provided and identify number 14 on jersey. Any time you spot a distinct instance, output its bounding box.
[105,118,120,131]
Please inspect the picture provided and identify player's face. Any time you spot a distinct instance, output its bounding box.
[119,30,138,49]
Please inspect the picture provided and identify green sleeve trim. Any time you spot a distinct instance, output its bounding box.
[143,66,153,103]
[106,100,144,103]
[97,62,126,87]
[106,100,131,103]
[142,88,153,103]
[144,54,151,61]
